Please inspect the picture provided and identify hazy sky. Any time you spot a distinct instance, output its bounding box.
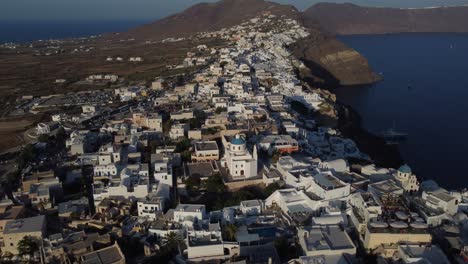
[3,0,468,21]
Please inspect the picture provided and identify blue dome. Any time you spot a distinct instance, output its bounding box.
[231,137,245,145]
[398,164,412,174]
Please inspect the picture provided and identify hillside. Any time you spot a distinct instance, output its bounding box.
[118,0,379,87]
[119,0,300,40]
[304,3,468,35]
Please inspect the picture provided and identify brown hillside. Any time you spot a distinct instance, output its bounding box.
[118,0,299,40]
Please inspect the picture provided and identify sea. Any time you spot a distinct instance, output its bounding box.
[337,33,468,190]
[0,20,150,43]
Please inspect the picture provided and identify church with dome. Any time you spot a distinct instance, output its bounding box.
[221,134,258,180]
[394,164,420,192]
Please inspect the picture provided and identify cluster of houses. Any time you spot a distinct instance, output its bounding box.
[106,57,144,62]
[1,12,468,264]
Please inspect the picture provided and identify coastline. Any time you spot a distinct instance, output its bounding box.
[297,54,402,169]
[336,101,403,168]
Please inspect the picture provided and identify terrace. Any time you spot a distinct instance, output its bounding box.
[313,173,345,190]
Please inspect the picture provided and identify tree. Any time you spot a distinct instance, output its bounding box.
[175,138,191,153]
[164,232,183,252]
[215,107,227,114]
[37,134,49,143]
[264,182,281,197]
[17,236,38,257]
[223,224,238,242]
[181,150,192,163]
[271,150,281,163]
[254,114,267,123]
[189,110,207,129]
[162,119,173,134]
[204,174,227,193]
[185,175,201,193]
[17,144,35,170]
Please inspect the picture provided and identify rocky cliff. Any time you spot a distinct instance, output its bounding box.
[117,0,380,87]
[304,3,468,35]
[291,35,381,87]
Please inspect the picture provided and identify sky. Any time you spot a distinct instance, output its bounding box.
[2,0,468,21]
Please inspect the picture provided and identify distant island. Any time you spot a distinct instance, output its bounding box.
[304,3,468,35]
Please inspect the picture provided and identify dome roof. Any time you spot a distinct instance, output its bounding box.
[231,135,245,145]
[398,164,412,174]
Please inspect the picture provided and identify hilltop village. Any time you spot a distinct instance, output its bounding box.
[0,13,467,264]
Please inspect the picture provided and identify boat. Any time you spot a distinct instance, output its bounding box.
[380,121,408,144]
[395,211,409,220]
[390,221,408,229]
[381,128,408,140]
[370,221,389,228]
[410,222,429,229]
[414,217,425,222]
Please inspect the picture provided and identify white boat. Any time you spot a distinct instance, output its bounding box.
[395,211,408,220]
[370,221,389,228]
[390,221,408,229]
[414,217,425,222]
[410,222,429,229]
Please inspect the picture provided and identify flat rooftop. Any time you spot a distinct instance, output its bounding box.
[370,179,402,194]
[313,173,345,190]
[81,244,124,264]
[0,205,24,221]
[186,162,218,178]
[241,200,262,208]
[175,204,205,213]
[4,215,46,235]
[302,225,355,252]
[195,141,219,151]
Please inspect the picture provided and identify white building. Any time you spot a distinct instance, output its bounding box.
[421,190,459,215]
[169,123,188,140]
[307,172,351,200]
[173,204,206,225]
[240,200,263,216]
[137,197,165,220]
[192,141,220,163]
[221,135,258,179]
[153,154,173,187]
[297,225,356,257]
[187,226,225,261]
[265,189,320,217]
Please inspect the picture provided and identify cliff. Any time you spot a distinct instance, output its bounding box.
[291,35,381,87]
[304,3,468,35]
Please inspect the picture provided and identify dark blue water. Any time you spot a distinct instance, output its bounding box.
[337,33,468,189]
[0,20,150,43]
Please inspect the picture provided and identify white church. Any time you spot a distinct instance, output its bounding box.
[221,134,258,180]
[394,164,420,192]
